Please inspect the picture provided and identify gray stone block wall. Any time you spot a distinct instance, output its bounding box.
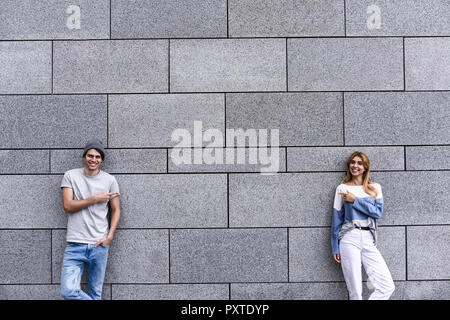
[0,0,448,300]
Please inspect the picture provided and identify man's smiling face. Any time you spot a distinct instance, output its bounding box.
[83,148,103,171]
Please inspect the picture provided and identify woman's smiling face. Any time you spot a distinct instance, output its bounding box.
[349,155,365,178]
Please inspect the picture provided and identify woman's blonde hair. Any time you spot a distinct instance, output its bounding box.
[343,151,378,200]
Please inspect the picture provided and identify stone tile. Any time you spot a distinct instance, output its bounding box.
[105,229,169,283]
[0,0,109,40]
[229,171,450,228]
[0,95,107,148]
[111,284,229,300]
[0,41,51,94]
[407,226,449,280]
[170,39,286,92]
[0,230,51,284]
[170,229,288,283]
[229,0,344,37]
[288,38,403,91]
[226,93,343,147]
[51,149,167,173]
[53,40,168,93]
[0,284,111,300]
[289,228,345,282]
[289,227,405,282]
[405,38,450,90]
[372,227,406,281]
[168,147,285,173]
[52,230,169,284]
[115,174,227,228]
[109,94,224,148]
[344,92,450,145]
[229,173,342,227]
[0,285,62,300]
[0,175,66,228]
[0,150,50,174]
[370,171,450,226]
[111,0,226,38]
[287,147,404,172]
[346,0,450,36]
[383,281,450,300]
[230,282,348,300]
[406,146,450,170]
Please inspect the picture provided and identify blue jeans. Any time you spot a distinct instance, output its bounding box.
[61,242,109,300]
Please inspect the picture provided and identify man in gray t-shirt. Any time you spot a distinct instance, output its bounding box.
[60,139,120,300]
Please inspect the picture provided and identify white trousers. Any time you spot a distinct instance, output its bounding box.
[340,228,395,300]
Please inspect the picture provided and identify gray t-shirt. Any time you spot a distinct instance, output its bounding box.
[61,168,120,244]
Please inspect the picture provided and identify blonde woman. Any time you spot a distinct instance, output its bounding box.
[331,151,395,300]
